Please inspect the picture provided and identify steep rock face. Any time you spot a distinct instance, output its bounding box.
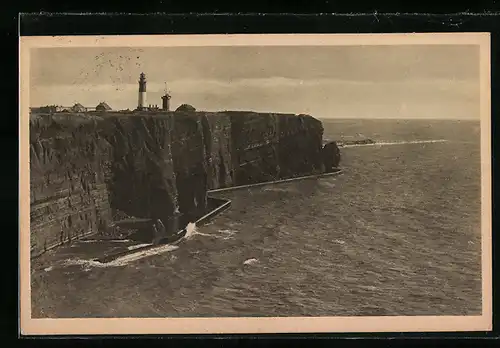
[277,113,325,178]
[29,115,113,257]
[170,112,208,220]
[228,111,281,185]
[29,110,333,257]
[226,111,325,184]
[103,115,179,222]
[201,112,234,190]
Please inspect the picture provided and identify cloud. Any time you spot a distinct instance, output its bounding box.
[31,45,480,85]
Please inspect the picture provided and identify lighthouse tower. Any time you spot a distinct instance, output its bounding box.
[138,72,147,110]
[161,83,172,111]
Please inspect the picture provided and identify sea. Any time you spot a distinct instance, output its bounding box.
[30,118,483,318]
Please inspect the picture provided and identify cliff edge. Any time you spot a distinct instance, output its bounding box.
[29,111,341,256]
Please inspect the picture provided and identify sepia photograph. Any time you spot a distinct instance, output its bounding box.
[19,33,491,334]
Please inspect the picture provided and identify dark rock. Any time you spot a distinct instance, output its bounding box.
[322,141,341,172]
[29,115,113,256]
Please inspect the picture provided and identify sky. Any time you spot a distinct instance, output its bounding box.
[30,45,480,119]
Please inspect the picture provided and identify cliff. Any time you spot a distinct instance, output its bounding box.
[228,112,325,184]
[30,114,113,256]
[29,111,340,257]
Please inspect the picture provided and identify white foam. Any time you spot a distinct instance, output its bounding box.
[185,222,198,240]
[217,229,237,240]
[87,222,199,267]
[61,244,180,269]
[183,223,235,240]
[343,139,449,148]
[79,239,131,243]
[203,232,234,240]
[243,258,259,265]
[127,243,152,250]
[219,229,237,235]
[61,221,237,270]
[192,231,214,237]
[108,244,180,266]
[62,258,111,269]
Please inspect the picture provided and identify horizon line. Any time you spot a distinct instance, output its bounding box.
[317,117,480,121]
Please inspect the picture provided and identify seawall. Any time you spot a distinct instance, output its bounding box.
[29,111,340,257]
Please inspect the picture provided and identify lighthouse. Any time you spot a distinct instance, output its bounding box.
[161,83,172,111]
[138,72,147,110]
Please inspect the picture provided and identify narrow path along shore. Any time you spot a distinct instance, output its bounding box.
[340,139,449,148]
[207,169,343,194]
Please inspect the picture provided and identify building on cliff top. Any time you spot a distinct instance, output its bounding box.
[135,73,174,112]
[71,103,87,112]
[31,73,178,115]
[175,104,196,112]
[96,101,112,112]
[161,83,172,111]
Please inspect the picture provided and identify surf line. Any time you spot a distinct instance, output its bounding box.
[342,139,449,148]
[207,169,343,194]
[93,198,232,265]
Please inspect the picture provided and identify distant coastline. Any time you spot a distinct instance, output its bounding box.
[337,139,376,147]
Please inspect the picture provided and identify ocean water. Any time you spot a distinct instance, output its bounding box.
[30,119,482,318]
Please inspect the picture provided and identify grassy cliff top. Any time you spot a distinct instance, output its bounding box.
[29,110,323,142]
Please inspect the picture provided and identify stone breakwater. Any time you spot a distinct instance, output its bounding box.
[29,111,341,257]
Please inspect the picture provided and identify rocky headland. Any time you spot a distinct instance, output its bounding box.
[29,110,341,257]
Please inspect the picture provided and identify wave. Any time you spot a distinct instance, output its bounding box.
[185,222,237,240]
[342,139,449,148]
[127,243,152,251]
[62,258,112,269]
[62,243,181,269]
[107,244,180,266]
[243,258,259,265]
[79,239,132,243]
[185,222,198,240]
[58,223,236,270]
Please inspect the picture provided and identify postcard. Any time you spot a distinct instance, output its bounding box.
[19,33,492,335]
